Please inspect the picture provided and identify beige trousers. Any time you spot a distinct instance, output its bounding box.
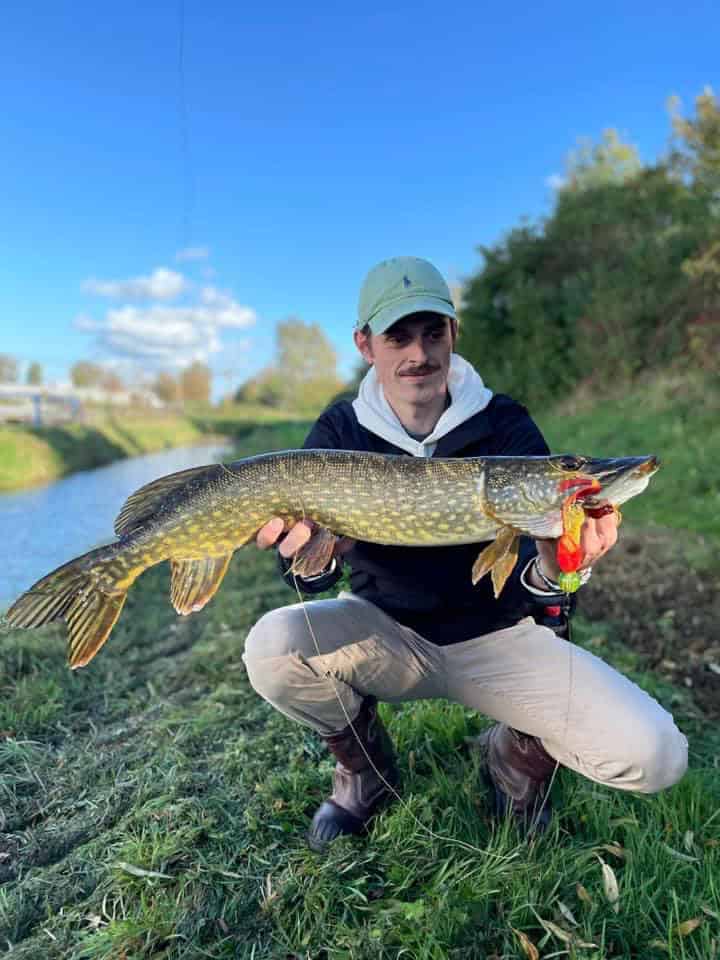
[242,592,688,794]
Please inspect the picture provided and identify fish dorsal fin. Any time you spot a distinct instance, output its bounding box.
[471,526,520,597]
[170,554,233,616]
[114,464,219,537]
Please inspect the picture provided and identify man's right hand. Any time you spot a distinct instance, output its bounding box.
[256,517,355,563]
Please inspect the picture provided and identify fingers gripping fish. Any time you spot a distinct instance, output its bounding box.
[4,451,659,669]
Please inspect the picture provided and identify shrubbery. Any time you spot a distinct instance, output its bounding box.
[458,91,720,409]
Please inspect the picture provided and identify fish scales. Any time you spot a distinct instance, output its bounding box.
[238,450,498,545]
[4,449,659,669]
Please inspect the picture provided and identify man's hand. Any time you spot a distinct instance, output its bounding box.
[256,517,355,563]
[535,509,620,582]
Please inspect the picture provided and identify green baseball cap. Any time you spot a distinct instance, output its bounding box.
[357,256,457,335]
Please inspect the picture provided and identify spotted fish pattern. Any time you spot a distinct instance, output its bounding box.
[4,449,658,669]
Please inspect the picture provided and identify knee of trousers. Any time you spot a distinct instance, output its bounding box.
[242,605,311,704]
[628,720,688,794]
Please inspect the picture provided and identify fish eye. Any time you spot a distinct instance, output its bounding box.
[559,455,585,471]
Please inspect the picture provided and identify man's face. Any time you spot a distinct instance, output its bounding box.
[354,312,456,408]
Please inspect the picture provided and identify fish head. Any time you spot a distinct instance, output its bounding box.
[576,454,660,509]
[485,454,660,538]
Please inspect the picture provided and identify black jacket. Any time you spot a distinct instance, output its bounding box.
[279,393,572,645]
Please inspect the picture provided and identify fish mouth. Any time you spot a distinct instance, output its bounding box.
[637,455,660,475]
[577,455,660,508]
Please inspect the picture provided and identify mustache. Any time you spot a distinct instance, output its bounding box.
[399,364,440,377]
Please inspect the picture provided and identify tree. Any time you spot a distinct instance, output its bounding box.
[327,359,370,405]
[563,129,642,193]
[71,361,104,388]
[234,369,285,407]
[275,318,343,409]
[234,320,344,411]
[101,370,125,393]
[153,371,181,404]
[277,319,337,382]
[0,354,18,383]
[26,362,43,385]
[669,87,720,200]
[180,362,212,404]
[459,163,713,406]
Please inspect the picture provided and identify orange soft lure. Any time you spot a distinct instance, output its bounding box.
[556,498,587,592]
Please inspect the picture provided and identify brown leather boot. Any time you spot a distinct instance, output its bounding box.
[478,723,558,834]
[307,697,399,852]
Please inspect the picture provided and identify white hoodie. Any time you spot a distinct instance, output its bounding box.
[352,353,494,458]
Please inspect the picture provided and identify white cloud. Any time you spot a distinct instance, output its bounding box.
[175,246,210,262]
[546,173,566,191]
[82,267,187,301]
[76,296,256,367]
[199,286,256,327]
[73,313,99,331]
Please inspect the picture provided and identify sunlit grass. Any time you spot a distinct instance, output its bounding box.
[0,414,204,492]
[1,549,717,958]
[540,370,720,538]
[1,378,718,957]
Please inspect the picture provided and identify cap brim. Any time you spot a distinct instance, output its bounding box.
[361,295,456,335]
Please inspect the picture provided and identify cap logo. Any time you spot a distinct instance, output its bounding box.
[403,275,412,288]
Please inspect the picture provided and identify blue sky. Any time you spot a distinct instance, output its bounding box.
[1,1,718,399]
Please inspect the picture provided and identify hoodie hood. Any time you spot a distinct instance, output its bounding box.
[352,353,494,457]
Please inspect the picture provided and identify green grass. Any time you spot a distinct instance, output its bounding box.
[539,370,720,540]
[0,403,312,493]
[0,414,204,492]
[1,551,717,959]
[1,373,718,958]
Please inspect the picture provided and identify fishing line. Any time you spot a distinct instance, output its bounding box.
[525,657,567,836]
[286,496,519,859]
[284,483,586,850]
[291,571,521,860]
[176,0,195,249]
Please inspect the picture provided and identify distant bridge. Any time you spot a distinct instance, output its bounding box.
[0,384,163,426]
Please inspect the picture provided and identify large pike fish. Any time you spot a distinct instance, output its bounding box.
[4,450,658,669]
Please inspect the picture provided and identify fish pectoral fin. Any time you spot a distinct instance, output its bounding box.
[170,554,233,616]
[471,527,520,598]
[490,534,520,599]
[290,527,337,578]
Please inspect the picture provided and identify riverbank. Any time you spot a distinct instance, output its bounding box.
[0,414,208,492]
[0,405,314,493]
[1,406,717,958]
[0,439,234,607]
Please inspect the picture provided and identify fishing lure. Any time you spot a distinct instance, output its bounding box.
[556,500,623,592]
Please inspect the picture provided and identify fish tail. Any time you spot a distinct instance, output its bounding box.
[4,546,132,669]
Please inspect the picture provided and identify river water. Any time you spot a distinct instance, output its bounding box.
[0,441,232,609]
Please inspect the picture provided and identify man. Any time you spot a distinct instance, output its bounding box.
[243,256,688,852]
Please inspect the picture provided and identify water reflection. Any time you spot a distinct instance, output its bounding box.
[0,442,231,607]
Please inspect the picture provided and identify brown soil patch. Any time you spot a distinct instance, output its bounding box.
[579,526,720,718]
